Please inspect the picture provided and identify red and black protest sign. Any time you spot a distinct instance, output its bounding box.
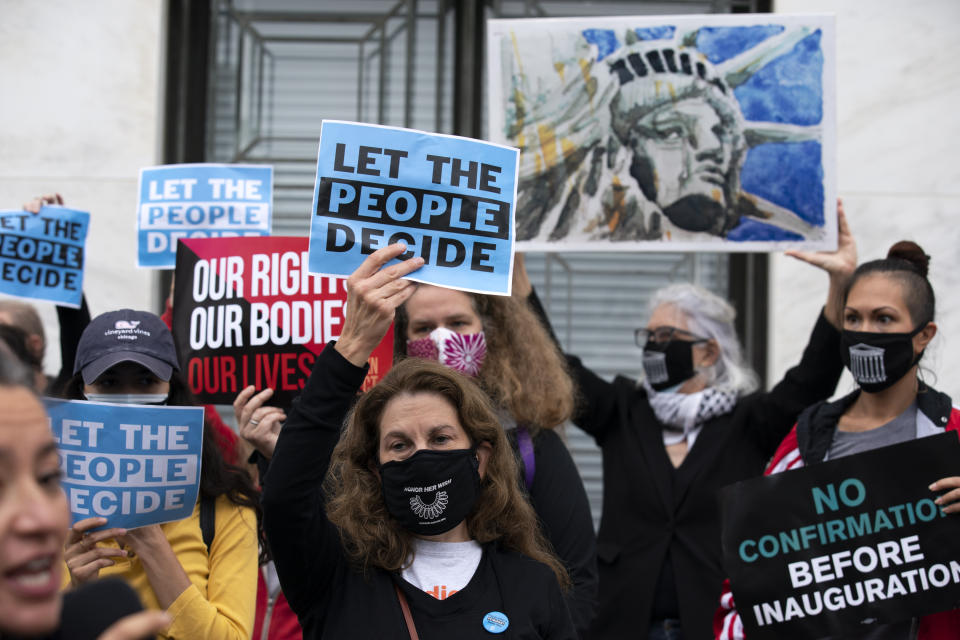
[173,236,393,406]
[720,432,960,639]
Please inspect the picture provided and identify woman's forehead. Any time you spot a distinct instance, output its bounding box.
[378,392,463,435]
[847,273,908,309]
[406,286,476,318]
[647,303,689,330]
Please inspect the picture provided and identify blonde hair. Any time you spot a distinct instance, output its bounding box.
[324,358,570,588]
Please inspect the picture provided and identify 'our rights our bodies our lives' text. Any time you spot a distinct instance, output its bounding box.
[185,251,352,395]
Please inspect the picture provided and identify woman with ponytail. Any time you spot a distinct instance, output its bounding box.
[715,241,960,639]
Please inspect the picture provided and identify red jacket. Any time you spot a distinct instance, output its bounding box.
[714,387,960,639]
[254,563,302,640]
[164,300,299,639]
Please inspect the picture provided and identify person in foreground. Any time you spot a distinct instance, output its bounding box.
[517,203,856,640]
[714,241,960,639]
[58,310,260,640]
[0,350,170,639]
[261,243,577,639]
[238,256,596,635]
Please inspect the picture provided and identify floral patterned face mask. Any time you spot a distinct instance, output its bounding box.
[406,327,487,378]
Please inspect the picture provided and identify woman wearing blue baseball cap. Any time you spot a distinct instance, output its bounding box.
[58,309,261,640]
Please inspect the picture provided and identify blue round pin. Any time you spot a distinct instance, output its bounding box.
[482,611,509,633]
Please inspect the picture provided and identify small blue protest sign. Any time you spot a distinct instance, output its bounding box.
[137,163,273,269]
[45,399,205,529]
[0,206,89,308]
[309,121,519,295]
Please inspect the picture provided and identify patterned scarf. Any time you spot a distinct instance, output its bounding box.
[643,380,737,447]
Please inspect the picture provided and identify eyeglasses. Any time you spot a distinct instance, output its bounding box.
[634,326,709,348]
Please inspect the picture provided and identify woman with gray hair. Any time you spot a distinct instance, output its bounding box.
[517,203,857,640]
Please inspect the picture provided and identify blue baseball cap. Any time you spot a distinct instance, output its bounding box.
[74,310,180,385]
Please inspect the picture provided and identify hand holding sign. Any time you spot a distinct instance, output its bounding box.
[335,242,424,368]
[22,192,64,213]
[64,517,129,587]
[930,476,960,514]
[116,524,192,608]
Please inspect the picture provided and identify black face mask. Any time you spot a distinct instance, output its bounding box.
[841,325,926,393]
[379,448,480,536]
[643,339,697,391]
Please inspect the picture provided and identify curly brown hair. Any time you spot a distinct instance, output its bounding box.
[393,287,574,432]
[324,357,570,588]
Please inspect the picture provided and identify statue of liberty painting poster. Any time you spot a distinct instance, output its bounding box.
[486,14,837,251]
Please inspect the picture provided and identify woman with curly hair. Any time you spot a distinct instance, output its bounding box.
[262,244,576,639]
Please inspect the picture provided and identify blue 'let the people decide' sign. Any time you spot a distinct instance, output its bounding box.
[309,121,519,295]
[46,399,205,530]
[0,206,89,308]
[137,163,273,269]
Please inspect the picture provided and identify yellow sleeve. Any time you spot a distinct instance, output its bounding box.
[164,497,258,640]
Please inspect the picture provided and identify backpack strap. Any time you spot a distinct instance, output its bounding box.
[200,494,216,552]
[516,425,536,490]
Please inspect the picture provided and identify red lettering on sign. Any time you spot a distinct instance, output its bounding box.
[297,352,315,388]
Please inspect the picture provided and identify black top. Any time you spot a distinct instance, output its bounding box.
[4,578,146,640]
[508,427,597,634]
[262,343,578,640]
[47,295,90,395]
[530,293,843,639]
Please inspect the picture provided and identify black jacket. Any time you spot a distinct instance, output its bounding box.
[509,427,597,635]
[262,343,577,639]
[564,311,842,640]
[794,383,957,465]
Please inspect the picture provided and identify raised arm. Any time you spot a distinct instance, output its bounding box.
[749,200,857,454]
[514,253,620,442]
[20,194,93,395]
[261,244,422,615]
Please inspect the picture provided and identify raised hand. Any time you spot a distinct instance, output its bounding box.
[785,198,857,277]
[785,199,857,328]
[335,243,424,367]
[22,193,65,214]
[234,386,286,459]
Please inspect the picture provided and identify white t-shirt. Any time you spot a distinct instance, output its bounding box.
[401,538,483,600]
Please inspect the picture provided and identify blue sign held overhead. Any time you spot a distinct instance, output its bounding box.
[0,206,89,308]
[309,121,519,295]
[45,399,205,530]
[137,163,273,269]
